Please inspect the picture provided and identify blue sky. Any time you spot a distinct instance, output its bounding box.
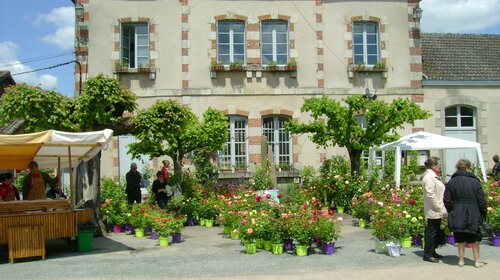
[1,0,499,97]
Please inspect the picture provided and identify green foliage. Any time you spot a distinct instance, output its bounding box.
[253,156,274,190]
[0,84,75,132]
[267,60,278,67]
[300,165,316,184]
[101,178,126,201]
[129,100,227,187]
[286,95,431,174]
[229,61,243,67]
[0,75,138,133]
[73,74,138,131]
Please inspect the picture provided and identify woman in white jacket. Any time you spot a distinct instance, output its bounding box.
[421,157,447,263]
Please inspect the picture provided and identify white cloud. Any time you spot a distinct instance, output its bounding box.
[36,7,75,50]
[420,0,500,33]
[0,41,58,90]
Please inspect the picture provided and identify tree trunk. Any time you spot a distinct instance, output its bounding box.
[173,151,183,195]
[348,148,363,176]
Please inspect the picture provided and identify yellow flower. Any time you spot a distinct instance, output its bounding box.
[405,214,411,218]
[418,216,423,220]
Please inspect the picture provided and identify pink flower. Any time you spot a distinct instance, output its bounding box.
[368,198,374,203]
[337,217,343,222]
[247,228,254,234]
[352,197,358,201]
[219,218,225,222]
[397,213,403,218]
[303,205,310,210]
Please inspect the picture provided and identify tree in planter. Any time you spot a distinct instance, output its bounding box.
[285,95,430,175]
[128,100,228,191]
[0,74,138,132]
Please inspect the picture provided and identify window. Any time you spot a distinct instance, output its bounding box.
[218,116,248,169]
[357,114,384,166]
[261,20,289,65]
[217,20,246,65]
[353,22,379,65]
[121,23,149,68]
[262,116,292,165]
[445,106,475,128]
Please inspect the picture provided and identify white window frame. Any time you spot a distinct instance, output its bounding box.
[217,20,246,65]
[121,23,149,68]
[218,116,248,169]
[445,105,476,130]
[261,20,289,65]
[352,22,379,65]
[262,116,292,165]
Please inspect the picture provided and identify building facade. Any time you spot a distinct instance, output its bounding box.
[72,0,499,181]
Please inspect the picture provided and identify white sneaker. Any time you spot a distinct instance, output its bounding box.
[458,261,464,267]
[475,262,484,268]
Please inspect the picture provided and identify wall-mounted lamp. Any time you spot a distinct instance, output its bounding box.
[364,88,377,100]
[75,3,84,20]
[413,5,423,21]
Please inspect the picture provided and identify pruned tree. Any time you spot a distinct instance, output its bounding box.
[285,95,431,174]
[0,74,137,133]
[0,84,76,132]
[128,100,228,188]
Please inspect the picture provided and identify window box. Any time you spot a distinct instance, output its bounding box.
[267,66,279,71]
[348,64,387,78]
[137,67,150,72]
[211,65,225,71]
[229,66,244,71]
[114,67,129,73]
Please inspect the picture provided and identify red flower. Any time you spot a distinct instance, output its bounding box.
[266,194,271,199]
[277,194,283,198]
[409,199,416,205]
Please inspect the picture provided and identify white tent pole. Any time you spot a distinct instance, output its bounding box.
[395,146,401,188]
[476,147,487,182]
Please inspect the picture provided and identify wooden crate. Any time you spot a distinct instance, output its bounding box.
[8,224,45,263]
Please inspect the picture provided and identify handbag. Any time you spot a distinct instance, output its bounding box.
[479,223,494,238]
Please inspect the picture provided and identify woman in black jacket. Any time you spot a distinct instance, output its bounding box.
[444,159,487,268]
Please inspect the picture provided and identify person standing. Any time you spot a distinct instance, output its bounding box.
[444,159,487,268]
[22,161,60,200]
[152,171,168,209]
[492,155,500,178]
[0,173,21,201]
[126,163,142,205]
[421,156,447,263]
[161,160,170,180]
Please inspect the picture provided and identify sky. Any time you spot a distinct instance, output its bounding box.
[0,0,499,97]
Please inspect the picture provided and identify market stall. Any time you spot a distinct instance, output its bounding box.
[0,129,113,263]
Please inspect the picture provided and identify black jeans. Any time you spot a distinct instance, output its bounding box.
[424,218,443,259]
[127,189,142,205]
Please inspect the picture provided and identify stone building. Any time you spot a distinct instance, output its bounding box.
[71,0,499,181]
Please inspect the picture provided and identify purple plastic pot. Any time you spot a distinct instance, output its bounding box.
[323,243,335,255]
[284,239,294,251]
[186,219,196,226]
[150,232,159,240]
[172,233,182,243]
[412,235,422,247]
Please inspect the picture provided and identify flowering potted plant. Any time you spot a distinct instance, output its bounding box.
[312,211,342,254]
[238,219,257,254]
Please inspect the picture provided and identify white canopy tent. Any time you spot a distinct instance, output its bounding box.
[370,131,487,187]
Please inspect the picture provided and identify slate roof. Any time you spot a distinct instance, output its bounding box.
[421,33,500,80]
[0,70,23,134]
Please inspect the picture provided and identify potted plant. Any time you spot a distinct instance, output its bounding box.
[211,61,224,71]
[312,211,341,254]
[137,63,150,72]
[234,163,248,172]
[277,163,293,172]
[285,61,298,71]
[266,60,278,71]
[373,61,386,71]
[229,61,244,71]
[351,61,366,71]
[114,61,129,72]
[152,215,173,247]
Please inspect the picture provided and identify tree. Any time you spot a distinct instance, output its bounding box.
[285,95,430,174]
[0,84,76,132]
[128,100,228,188]
[73,74,138,131]
[0,74,137,132]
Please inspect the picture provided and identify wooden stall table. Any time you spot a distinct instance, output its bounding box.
[0,200,93,263]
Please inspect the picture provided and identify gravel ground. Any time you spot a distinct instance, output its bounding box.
[1,214,499,280]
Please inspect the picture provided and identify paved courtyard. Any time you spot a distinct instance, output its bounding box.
[1,214,499,280]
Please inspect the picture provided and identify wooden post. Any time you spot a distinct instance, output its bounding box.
[68,146,74,210]
[57,157,63,197]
